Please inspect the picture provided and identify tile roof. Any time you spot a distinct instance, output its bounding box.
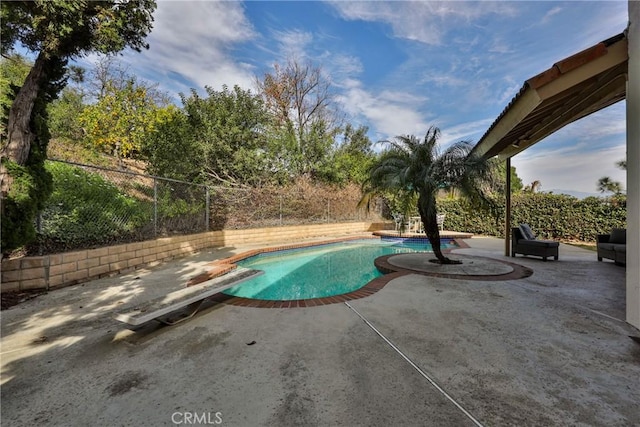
[474,32,628,159]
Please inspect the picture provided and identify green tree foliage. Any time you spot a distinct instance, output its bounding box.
[47,66,86,141]
[0,54,32,135]
[145,85,272,186]
[596,158,626,196]
[361,126,496,263]
[318,124,376,184]
[1,0,156,253]
[80,77,174,161]
[48,87,85,141]
[1,148,53,253]
[257,59,339,177]
[498,164,524,193]
[597,176,623,195]
[1,0,156,165]
[1,56,65,254]
[142,109,198,181]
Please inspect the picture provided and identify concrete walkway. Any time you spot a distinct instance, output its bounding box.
[1,235,638,426]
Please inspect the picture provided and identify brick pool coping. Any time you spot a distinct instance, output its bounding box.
[198,235,479,308]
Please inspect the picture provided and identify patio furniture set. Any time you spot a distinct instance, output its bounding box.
[512,224,626,265]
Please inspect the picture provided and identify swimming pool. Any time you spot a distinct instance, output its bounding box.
[222,238,457,301]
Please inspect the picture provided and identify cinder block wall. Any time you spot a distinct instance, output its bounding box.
[1,222,386,292]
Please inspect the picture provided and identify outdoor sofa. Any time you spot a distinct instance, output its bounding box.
[511,224,559,261]
[597,228,626,265]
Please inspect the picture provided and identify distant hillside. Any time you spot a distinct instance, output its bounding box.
[546,189,603,199]
[47,139,148,174]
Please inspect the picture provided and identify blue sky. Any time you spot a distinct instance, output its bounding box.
[102,0,628,194]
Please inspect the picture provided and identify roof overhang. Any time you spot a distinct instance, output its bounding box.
[472,33,628,160]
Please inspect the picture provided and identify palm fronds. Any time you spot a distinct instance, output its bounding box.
[360,125,495,264]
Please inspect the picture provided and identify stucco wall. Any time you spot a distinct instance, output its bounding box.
[1,222,386,292]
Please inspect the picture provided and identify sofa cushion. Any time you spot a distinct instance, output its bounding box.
[609,228,626,244]
[520,239,559,248]
[598,243,617,251]
[519,224,536,240]
[614,244,626,253]
[599,243,625,252]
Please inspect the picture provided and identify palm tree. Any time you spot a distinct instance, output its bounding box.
[360,126,496,264]
[524,180,542,193]
[597,176,623,195]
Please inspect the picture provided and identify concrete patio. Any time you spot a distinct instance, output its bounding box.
[1,235,638,426]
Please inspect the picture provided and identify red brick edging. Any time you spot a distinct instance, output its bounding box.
[374,254,534,281]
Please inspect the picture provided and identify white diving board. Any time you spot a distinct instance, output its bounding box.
[113,267,263,326]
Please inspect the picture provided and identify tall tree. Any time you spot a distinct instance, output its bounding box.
[322,124,376,184]
[596,159,626,196]
[597,176,623,195]
[80,76,172,163]
[1,0,155,252]
[256,58,340,176]
[144,85,271,185]
[47,66,86,141]
[496,164,523,194]
[0,54,32,136]
[361,126,496,264]
[524,180,542,193]
[142,108,198,181]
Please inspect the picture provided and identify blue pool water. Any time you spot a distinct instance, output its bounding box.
[223,238,457,301]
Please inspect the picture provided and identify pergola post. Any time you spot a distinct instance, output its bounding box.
[505,157,512,257]
[626,0,640,330]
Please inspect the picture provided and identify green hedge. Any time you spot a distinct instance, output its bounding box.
[437,193,626,242]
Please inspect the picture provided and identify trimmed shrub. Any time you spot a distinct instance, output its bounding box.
[437,193,626,242]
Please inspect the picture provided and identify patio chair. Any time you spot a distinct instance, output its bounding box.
[511,224,559,261]
[392,213,404,231]
[436,213,446,231]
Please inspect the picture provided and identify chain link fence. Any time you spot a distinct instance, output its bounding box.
[33,160,386,255]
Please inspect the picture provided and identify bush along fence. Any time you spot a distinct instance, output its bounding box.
[437,193,627,242]
[27,160,384,256]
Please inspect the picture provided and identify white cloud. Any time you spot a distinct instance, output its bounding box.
[121,1,257,94]
[328,1,518,45]
[439,118,495,146]
[272,29,314,59]
[336,80,429,141]
[562,104,626,142]
[488,38,513,54]
[325,54,364,85]
[531,102,626,146]
[512,144,627,194]
[512,103,627,193]
[541,6,563,24]
[497,77,522,105]
[580,3,628,44]
[525,5,563,30]
[420,73,468,87]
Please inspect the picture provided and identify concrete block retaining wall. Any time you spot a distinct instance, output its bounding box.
[1,222,387,292]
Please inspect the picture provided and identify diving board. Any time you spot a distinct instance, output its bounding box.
[113,267,263,326]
